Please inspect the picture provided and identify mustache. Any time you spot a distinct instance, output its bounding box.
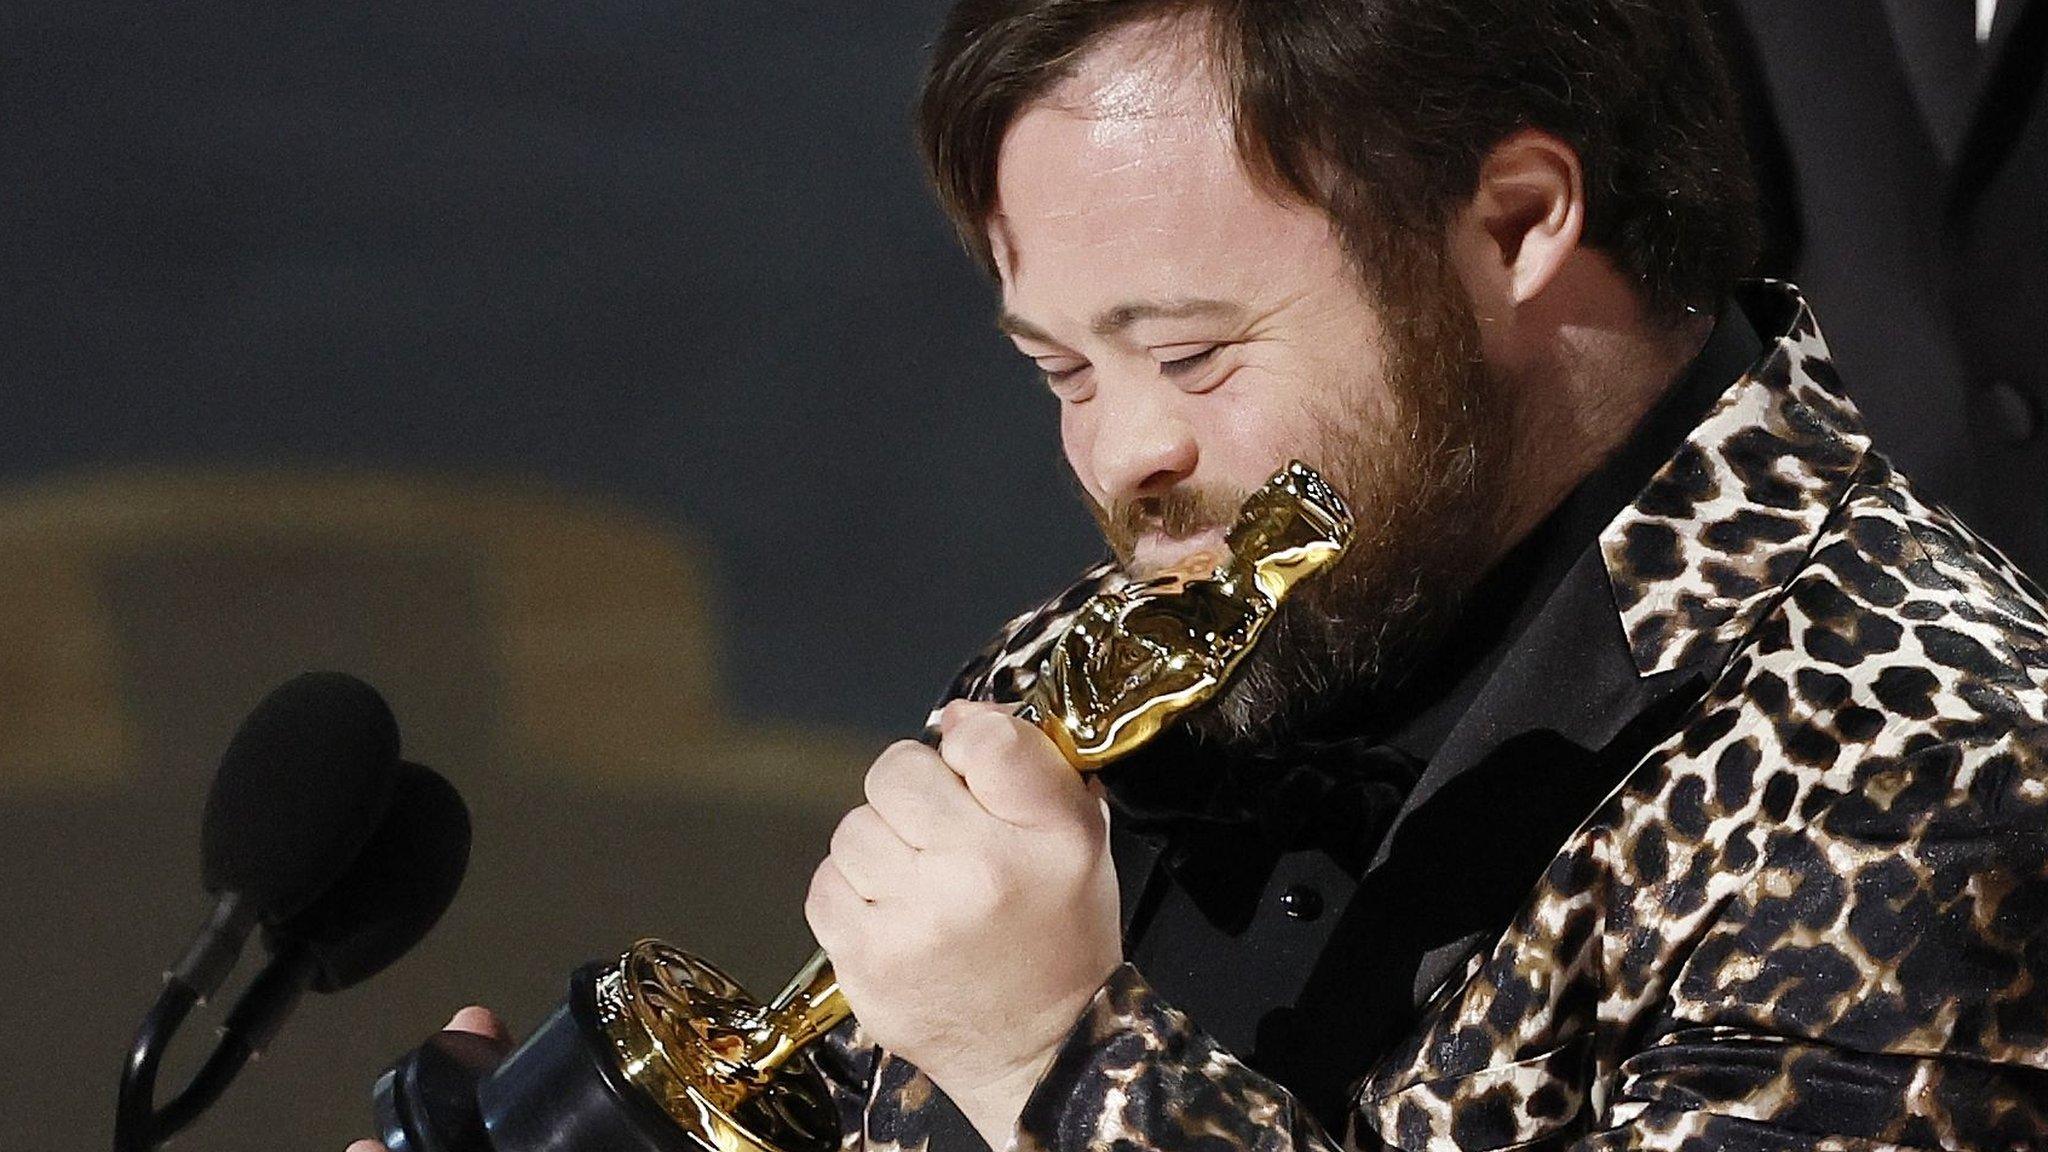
[1089,485,1249,562]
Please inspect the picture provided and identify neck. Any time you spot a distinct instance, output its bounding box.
[1490,272,1714,562]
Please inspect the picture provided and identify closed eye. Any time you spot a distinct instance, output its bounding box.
[1032,358,1092,400]
[1158,346,1219,378]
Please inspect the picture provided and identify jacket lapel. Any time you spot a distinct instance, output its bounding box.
[1874,0,2045,206]
[1984,0,2038,67]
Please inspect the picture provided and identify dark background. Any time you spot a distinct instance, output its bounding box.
[0,0,1098,732]
[0,3,1100,1148]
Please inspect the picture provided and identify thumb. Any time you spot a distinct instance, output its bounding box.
[444,1005,513,1050]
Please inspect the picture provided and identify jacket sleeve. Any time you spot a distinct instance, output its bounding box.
[811,1015,1012,1152]
[1563,745,2048,1150]
[838,748,2048,1152]
[1358,726,2048,1151]
[808,1018,880,1150]
[841,782,2048,1150]
[807,971,1359,1152]
[1010,964,1365,1152]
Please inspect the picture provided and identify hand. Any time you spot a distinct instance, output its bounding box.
[806,701,1122,1145]
[345,1006,513,1152]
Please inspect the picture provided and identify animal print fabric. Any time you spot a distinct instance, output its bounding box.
[816,283,2048,1151]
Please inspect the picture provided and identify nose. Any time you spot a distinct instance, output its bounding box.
[1075,381,1199,503]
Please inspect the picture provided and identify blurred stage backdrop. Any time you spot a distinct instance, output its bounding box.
[0,3,1101,1147]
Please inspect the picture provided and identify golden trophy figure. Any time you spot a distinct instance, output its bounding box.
[373,461,1353,1152]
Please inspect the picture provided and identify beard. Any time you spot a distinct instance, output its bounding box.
[1084,252,1511,750]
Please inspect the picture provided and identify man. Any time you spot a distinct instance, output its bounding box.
[1709,0,2048,578]
[355,0,2048,1148]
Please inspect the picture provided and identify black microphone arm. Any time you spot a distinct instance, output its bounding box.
[167,892,261,1002]
[117,763,470,1151]
[116,940,321,1152]
[146,944,323,1144]
[113,884,267,1147]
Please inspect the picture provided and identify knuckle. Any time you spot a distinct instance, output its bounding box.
[869,739,917,772]
[945,710,1021,767]
[828,806,866,858]
[1041,816,1090,859]
[866,740,930,796]
[884,737,931,761]
[804,867,843,942]
[976,709,1028,747]
[1062,828,1110,878]
[951,854,1013,912]
[1061,791,1108,836]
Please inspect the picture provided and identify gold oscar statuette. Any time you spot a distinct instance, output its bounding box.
[593,460,1354,1152]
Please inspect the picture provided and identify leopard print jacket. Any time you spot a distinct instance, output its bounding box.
[814,283,2048,1150]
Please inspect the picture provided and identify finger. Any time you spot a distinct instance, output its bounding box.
[346,1142,388,1152]
[804,856,868,955]
[864,739,978,846]
[938,709,1088,827]
[444,1005,511,1047]
[827,804,918,902]
[936,698,1014,738]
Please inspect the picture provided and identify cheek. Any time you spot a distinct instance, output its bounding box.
[1059,405,1100,499]
[1194,377,1323,489]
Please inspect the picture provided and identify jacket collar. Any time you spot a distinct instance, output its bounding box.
[1599,280,1871,678]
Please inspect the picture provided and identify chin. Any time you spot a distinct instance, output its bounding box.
[1182,606,1372,750]
[1179,556,1466,751]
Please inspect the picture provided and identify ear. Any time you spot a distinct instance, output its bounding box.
[1447,129,1585,312]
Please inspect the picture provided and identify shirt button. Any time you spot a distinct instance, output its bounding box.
[1984,381,2041,445]
[1279,883,1324,921]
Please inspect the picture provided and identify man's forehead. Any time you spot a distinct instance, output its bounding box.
[986,27,1248,291]
[1040,16,1229,126]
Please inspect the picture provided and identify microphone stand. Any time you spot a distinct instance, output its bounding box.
[116,942,320,1152]
[116,981,200,1152]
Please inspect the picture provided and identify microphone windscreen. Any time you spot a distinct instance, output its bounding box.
[202,672,401,920]
[267,759,471,992]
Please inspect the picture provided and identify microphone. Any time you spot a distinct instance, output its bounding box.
[172,672,401,1000]
[146,759,473,1143]
[270,757,471,994]
[117,672,438,1152]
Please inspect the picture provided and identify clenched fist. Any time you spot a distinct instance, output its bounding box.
[806,700,1121,1145]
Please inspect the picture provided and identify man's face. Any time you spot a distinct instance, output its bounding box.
[987,25,1507,744]
[990,30,1405,581]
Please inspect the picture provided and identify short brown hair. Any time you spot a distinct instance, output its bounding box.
[917,0,1759,320]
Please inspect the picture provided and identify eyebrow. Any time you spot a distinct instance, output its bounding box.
[996,298,1245,343]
